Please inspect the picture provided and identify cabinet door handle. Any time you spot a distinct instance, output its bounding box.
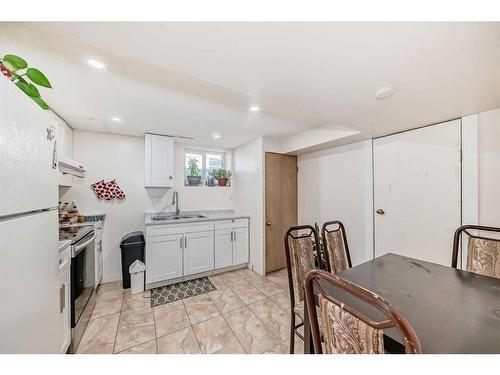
[59,284,65,313]
[234,231,237,242]
[180,236,184,249]
[230,231,233,242]
[184,236,187,248]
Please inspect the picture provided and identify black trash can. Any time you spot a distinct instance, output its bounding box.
[120,231,145,289]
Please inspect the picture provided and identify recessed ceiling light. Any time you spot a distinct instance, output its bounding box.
[375,87,394,99]
[212,133,221,139]
[249,106,260,112]
[87,59,105,70]
[111,117,122,122]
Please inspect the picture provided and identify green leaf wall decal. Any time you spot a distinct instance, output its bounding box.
[31,97,50,110]
[2,53,52,110]
[3,54,28,71]
[26,68,52,88]
[16,79,41,98]
[29,83,41,97]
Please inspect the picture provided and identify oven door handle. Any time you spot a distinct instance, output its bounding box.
[73,233,97,257]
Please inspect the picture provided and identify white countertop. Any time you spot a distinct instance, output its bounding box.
[144,210,250,226]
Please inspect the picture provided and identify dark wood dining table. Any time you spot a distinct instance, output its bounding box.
[303,253,500,354]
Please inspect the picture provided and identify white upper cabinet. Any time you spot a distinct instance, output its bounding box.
[144,133,174,187]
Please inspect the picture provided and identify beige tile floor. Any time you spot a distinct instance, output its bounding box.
[77,267,304,354]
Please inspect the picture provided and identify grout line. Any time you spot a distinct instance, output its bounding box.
[220,310,248,354]
[111,291,125,354]
[90,309,123,321]
[182,297,203,354]
[152,300,158,354]
[155,323,192,341]
[115,337,157,354]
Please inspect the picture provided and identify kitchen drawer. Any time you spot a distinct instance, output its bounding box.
[214,218,249,230]
[147,221,214,237]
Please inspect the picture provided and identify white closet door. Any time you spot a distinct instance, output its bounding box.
[373,120,461,266]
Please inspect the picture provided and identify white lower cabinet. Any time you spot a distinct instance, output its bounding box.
[214,226,250,267]
[94,222,104,286]
[183,231,214,276]
[145,218,249,287]
[214,229,233,269]
[146,234,183,284]
[58,246,71,354]
[233,226,250,265]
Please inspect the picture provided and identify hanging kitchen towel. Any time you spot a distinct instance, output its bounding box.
[106,179,126,200]
[90,180,107,200]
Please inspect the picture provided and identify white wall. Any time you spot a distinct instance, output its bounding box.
[296,108,500,268]
[61,130,233,282]
[478,108,500,226]
[233,137,265,275]
[298,140,374,266]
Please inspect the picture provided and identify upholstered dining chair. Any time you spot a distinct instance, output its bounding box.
[284,224,321,354]
[321,221,352,274]
[452,225,500,279]
[304,269,422,354]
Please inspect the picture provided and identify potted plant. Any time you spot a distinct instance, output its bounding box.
[211,168,232,186]
[187,158,202,186]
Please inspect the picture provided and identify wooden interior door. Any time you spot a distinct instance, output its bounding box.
[373,120,461,266]
[265,152,298,273]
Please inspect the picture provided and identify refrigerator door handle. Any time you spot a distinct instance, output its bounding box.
[59,284,65,313]
[52,140,58,169]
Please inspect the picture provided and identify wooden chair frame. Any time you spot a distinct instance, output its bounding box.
[284,224,321,354]
[451,224,500,269]
[321,220,352,273]
[304,269,422,354]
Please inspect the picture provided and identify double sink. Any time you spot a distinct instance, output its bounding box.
[151,213,207,221]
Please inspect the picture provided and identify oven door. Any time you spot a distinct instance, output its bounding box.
[71,230,96,328]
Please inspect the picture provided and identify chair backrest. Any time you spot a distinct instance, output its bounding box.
[321,221,352,274]
[305,269,422,354]
[284,225,321,307]
[452,225,500,279]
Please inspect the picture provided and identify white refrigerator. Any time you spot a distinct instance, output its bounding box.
[0,76,61,353]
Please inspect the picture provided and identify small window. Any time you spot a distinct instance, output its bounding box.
[185,148,227,186]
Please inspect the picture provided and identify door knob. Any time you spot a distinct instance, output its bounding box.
[266,222,272,226]
[376,209,386,215]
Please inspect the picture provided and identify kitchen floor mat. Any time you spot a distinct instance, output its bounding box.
[150,277,217,307]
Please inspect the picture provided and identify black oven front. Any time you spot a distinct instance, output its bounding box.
[69,229,96,352]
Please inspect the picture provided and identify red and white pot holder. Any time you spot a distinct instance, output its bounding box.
[106,180,126,200]
[91,179,125,200]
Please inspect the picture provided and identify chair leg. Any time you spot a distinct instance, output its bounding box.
[290,312,295,354]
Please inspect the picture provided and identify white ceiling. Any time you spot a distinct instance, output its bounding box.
[1,22,500,149]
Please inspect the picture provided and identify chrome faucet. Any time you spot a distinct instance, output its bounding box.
[171,191,180,217]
